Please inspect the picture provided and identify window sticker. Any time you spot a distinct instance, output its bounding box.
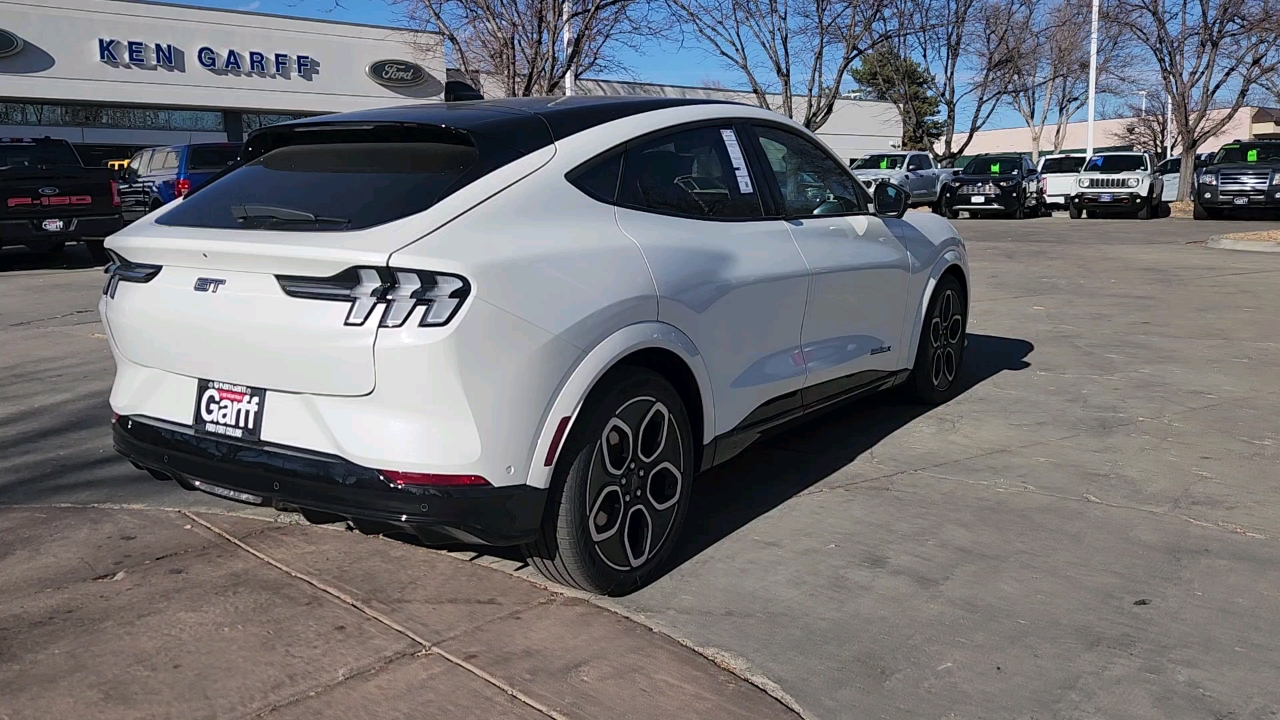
[719,129,754,194]
[1247,149,1258,162]
[990,162,1000,173]
[879,157,889,169]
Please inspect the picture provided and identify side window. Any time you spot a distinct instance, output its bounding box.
[136,150,153,174]
[619,126,762,220]
[159,151,180,170]
[567,151,622,204]
[921,155,935,170]
[906,155,923,171]
[1023,157,1035,173]
[752,125,865,217]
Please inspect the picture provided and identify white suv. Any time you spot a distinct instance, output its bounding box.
[102,98,970,595]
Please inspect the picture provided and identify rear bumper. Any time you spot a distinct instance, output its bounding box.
[0,214,123,244]
[113,415,547,546]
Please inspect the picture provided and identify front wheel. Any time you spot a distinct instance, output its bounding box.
[1193,202,1218,221]
[523,367,694,595]
[904,275,968,405]
[1068,205,1082,219]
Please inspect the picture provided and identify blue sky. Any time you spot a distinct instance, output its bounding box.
[184,0,1028,129]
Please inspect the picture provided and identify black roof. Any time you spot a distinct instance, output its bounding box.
[247,96,736,156]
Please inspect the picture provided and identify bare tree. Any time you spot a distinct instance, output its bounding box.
[1002,0,1128,160]
[396,0,664,97]
[664,0,898,130]
[1111,0,1280,200]
[904,0,1030,166]
[1107,91,1180,155]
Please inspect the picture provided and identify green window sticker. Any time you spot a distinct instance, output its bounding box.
[1223,144,1239,149]
[990,163,1000,173]
[1247,149,1258,162]
[879,158,888,169]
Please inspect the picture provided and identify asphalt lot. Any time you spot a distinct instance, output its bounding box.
[3,215,1280,719]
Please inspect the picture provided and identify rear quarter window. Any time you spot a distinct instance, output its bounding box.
[187,145,241,170]
[158,135,480,232]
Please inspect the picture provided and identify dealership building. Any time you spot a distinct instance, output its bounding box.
[1,0,900,168]
[0,0,455,167]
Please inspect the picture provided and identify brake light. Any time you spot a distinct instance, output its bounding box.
[175,178,191,197]
[381,470,490,487]
[276,267,471,328]
[111,180,121,207]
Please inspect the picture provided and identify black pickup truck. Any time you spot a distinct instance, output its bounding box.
[1,137,123,261]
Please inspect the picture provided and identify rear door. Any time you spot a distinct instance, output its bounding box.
[610,123,811,436]
[746,123,911,401]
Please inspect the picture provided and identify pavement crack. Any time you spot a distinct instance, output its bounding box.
[243,647,418,719]
[182,511,572,720]
[7,308,97,327]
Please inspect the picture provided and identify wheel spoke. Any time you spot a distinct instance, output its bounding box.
[637,402,669,463]
[929,317,944,346]
[623,505,653,568]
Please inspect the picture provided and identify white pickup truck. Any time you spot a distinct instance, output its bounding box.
[1036,154,1086,214]
[850,151,944,208]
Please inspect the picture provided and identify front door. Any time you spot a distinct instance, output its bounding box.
[746,124,911,404]
[612,123,811,436]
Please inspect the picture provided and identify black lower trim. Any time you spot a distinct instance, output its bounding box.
[113,416,546,546]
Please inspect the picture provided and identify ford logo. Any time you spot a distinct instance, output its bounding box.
[0,28,24,59]
[367,59,428,87]
[39,186,59,195]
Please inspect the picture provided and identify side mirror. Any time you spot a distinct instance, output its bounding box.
[873,182,908,219]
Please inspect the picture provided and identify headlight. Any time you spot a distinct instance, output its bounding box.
[1272,174,1280,186]
[1078,177,1090,188]
[1200,174,1217,186]
[998,180,1016,187]
[1127,177,1140,188]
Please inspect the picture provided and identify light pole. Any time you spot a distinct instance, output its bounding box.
[563,0,575,96]
[1085,0,1100,157]
[1136,90,1147,118]
[1164,93,1172,160]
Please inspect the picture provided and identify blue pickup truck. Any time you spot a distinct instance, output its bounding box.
[119,143,240,222]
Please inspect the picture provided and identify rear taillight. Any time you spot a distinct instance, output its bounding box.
[175,178,191,197]
[276,267,470,328]
[1039,178,1047,194]
[103,251,162,298]
[381,470,490,487]
[110,180,121,207]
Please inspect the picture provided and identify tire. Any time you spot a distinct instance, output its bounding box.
[1012,194,1026,220]
[523,367,694,595]
[1068,205,1082,219]
[1136,201,1151,220]
[86,239,110,265]
[1193,202,1218,221]
[944,204,960,220]
[904,275,968,405]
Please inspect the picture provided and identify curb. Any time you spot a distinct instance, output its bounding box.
[1206,235,1280,253]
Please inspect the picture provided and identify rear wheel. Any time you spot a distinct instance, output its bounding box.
[523,367,693,595]
[904,275,968,405]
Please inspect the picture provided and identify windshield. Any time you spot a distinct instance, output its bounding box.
[1213,143,1280,165]
[188,145,241,170]
[1039,156,1085,174]
[1084,155,1145,173]
[962,156,1021,175]
[0,143,83,169]
[852,154,905,170]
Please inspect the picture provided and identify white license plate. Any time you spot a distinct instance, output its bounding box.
[1048,196,1065,204]
[1233,196,1249,205]
[41,219,65,232]
[1100,194,1113,202]
[193,379,267,442]
[970,195,986,203]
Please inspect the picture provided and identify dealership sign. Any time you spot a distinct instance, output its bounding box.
[0,28,24,58]
[98,38,315,78]
[366,59,429,87]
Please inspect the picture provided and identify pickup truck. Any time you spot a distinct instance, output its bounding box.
[1069,152,1165,219]
[850,151,943,209]
[1036,154,1085,213]
[1,137,122,261]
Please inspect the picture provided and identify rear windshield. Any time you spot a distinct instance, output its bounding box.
[962,156,1021,174]
[852,154,905,170]
[1084,155,1145,172]
[1039,156,1085,174]
[187,145,241,170]
[1213,143,1280,165]
[0,143,83,169]
[158,139,480,232]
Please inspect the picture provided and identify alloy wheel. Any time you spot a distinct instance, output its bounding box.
[928,288,965,391]
[585,396,684,571]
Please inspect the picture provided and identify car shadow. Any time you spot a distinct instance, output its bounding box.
[417,334,1034,589]
[0,244,103,273]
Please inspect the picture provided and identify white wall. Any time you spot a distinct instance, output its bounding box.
[0,124,227,145]
[0,0,446,114]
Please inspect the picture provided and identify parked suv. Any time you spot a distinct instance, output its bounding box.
[1036,154,1085,214]
[1193,141,1280,220]
[1070,152,1164,219]
[119,143,240,221]
[940,153,1043,219]
[850,151,944,209]
[103,97,969,595]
